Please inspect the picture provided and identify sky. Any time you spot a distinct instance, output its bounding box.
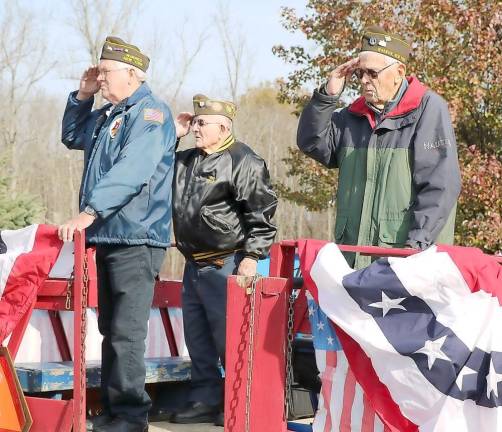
[18,0,313,99]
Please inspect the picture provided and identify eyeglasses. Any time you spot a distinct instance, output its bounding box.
[97,67,130,77]
[190,118,223,128]
[353,62,398,80]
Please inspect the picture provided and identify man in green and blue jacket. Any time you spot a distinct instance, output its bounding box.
[297,25,461,268]
[59,36,176,432]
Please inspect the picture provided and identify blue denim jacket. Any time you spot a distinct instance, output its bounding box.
[61,83,175,247]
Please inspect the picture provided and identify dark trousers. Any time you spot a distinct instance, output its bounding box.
[96,244,165,423]
[182,253,242,406]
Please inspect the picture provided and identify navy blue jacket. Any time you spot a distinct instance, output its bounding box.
[61,83,176,247]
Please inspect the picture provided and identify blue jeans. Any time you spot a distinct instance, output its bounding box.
[182,253,243,406]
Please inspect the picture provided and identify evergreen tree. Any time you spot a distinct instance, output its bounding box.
[0,159,43,229]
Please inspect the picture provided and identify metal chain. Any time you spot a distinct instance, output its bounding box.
[284,290,295,419]
[244,275,259,432]
[79,253,89,427]
[65,271,74,310]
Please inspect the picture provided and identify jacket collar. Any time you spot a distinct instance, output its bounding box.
[348,76,428,129]
[124,82,152,107]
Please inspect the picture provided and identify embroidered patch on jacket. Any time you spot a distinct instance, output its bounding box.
[109,117,123,138]
[144,108,164,124]
[423,138,451,151]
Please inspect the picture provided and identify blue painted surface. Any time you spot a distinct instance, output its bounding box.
[257,256,300,277]
[287,422,313,431]
[16,357,192,392]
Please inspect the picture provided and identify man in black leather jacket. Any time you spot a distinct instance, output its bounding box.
[171,94,277,426]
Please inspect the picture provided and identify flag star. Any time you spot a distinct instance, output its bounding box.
[486,358,502,399]
[455,366,477,390]
[369,291,407,317]
[317,321,325,331]
[413,335,451,370]
[308,306,315,316]
[327,336,334,345]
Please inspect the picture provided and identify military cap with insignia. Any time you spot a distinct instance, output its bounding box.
[193,94,237,120]
[100,36,150,72]
[361,25,411,64]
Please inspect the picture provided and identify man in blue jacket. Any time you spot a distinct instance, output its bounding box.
[59,36,176,432]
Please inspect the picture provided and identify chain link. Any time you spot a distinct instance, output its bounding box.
[65,271,74,310]
[284,290,295,419]
[79,253,89,429]
[244,275,259,432]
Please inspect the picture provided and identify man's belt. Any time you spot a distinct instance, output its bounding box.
[192,249,239,268]
[195,257,226,268]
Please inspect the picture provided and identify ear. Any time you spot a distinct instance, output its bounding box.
[398,63,406,78]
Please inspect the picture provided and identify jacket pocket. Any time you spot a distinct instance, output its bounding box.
[201,207,232,233]
[334,216,348,242]
[378,219,408,246]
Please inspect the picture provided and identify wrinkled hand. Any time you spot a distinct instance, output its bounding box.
[77,66,100,100]
[175,112,193,138]
[237,257,258,277]
[405,240,428,251]
[58,212,96,242]
[326,57,360,96]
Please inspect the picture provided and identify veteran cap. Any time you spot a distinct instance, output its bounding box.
[361,25,411,64]
[100,36,150,72]
[193,94,237,120]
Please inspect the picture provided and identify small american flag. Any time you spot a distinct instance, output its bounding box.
[143,108,164,124]
[308,293,387,432]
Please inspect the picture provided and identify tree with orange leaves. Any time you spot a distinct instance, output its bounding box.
[274,0,501,253]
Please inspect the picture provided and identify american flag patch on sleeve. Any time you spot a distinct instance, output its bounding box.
[143,108,164,124]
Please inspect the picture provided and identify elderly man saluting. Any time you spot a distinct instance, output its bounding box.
[297,25,461,268]
[59,37,176,432]
[171,95,278,426]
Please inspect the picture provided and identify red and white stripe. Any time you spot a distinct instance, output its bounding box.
[313,348,386,432]
[310,243,502,432]
[0,224,63,343]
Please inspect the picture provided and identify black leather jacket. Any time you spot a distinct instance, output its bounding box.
[173,140,278,260]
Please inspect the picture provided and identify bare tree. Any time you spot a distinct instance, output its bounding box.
[0,1,56,191]
[214,1,252,102]
[147,20,208,108]
[69,0,142,64]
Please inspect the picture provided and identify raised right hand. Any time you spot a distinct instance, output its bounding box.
[326,57,360,96]
[175,112,194,138]
[76,66,100,100]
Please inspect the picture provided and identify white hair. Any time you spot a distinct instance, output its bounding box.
[359,51,404,68]
[382,53,404,68]
[131,65,147,82]
[221,116,233,131]
[105,60,147,82]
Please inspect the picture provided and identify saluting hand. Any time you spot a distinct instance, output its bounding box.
[77,65,100,101]
[175,112,193,138]
[326,57,360,96]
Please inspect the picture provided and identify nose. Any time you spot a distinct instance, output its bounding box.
[360,73,371,85]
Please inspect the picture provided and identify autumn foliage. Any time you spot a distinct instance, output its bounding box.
[274,0,502,253]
